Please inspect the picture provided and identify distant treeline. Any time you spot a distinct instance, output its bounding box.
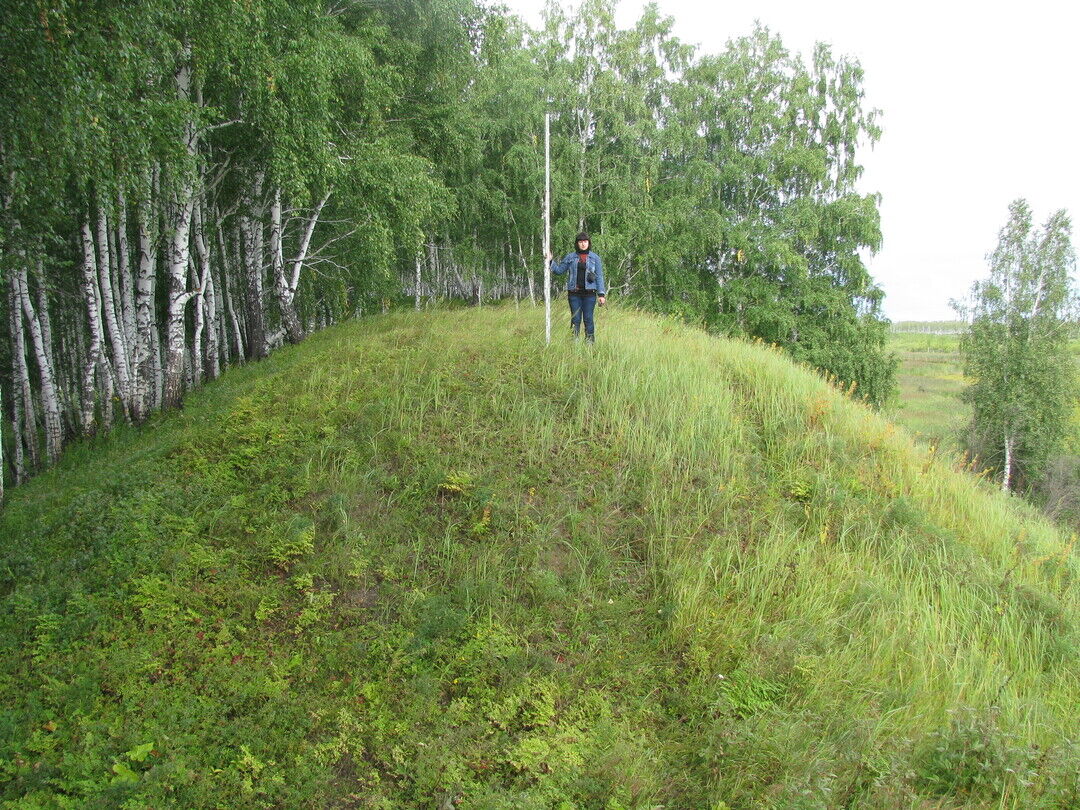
[891,321,966,334]
[0,0,892,493]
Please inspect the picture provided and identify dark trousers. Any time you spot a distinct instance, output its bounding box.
[568,292,597,341]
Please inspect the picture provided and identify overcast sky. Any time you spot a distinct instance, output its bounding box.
[500,0,1080,321]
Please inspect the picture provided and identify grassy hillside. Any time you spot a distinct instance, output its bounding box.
[2,305,1078,809]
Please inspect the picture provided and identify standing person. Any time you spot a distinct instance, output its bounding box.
[547,231,606,342]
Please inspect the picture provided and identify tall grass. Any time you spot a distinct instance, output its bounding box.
[1,303,1077,808]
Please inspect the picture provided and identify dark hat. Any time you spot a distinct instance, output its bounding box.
[575,231,590,246]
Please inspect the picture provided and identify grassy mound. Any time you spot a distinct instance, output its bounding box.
[2,305,1078,808]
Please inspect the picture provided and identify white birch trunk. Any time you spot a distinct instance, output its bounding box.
[218,224,245,360]
[133,180,157,421]
[211,258,226,371]
[163,193,196,410]
[33,260,56,390]
[193,199,220,380]
[277,188,328,344]
[241,173,267,360]
[96,199,133,417]
[150,312,163,411]
[427,241,439,299]
[8,273,29,481]
[269,188,303,344]
[17,264,63,464]
[116,188,136,352]
[189,255,205,386]
[162,55,199,410]
[80,218,106,434]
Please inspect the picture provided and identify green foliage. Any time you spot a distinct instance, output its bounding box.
[915,707,1038,802]
[955,200,1078,491]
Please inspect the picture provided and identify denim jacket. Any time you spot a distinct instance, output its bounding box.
[551,251,606,295]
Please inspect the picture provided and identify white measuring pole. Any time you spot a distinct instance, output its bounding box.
[543,110,552,345]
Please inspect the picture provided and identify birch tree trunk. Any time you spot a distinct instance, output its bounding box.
[8,273,30,481]
[79,218,106,434]
[133,178,157,421]
[162,55,200,410]
[274,188,328,344]
[33,260,56,389]
[241,173,267,360]
[268,188,300,343]
[219,224,245,361]
[96,197,133,417]
[163,184,196,410]
[150,314,163,411]
[17,263,63,464]
[116,188,136,352]
[189,255,205,386]
[193,199,220,379]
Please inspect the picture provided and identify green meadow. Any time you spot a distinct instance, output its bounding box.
[885,330,969,453]
[2,306,1078,808]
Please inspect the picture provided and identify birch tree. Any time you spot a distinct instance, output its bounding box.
[955,200,1077,492]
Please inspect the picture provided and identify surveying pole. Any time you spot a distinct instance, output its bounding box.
[543,110,552,345]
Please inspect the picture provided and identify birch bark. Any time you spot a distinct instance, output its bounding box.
[241,173,267,360]
[96,199,133,416]
[17,263,63,464]
[8,272,32,480]
[8,288,26,485]
[80,218,106,434]
[218,224,245,360]
[193,199,219,379]
[34,260,56,387]
[116,188,136,351]
[134,178,157,421]
[189,255,205,386]
[162,54,200,410]
[274,188,329,344]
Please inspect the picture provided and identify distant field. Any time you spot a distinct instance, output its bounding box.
[890,320,965,334]
[885,331,969,452]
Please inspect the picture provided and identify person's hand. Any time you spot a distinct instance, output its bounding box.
[597,295,606,306]
[545,251,553,262]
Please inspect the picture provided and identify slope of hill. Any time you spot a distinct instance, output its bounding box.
[2,305,1078,809]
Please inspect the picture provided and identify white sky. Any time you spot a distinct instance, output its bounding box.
[500,0,1080,321]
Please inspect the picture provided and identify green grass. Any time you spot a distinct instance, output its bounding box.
[2,304,1079,808]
